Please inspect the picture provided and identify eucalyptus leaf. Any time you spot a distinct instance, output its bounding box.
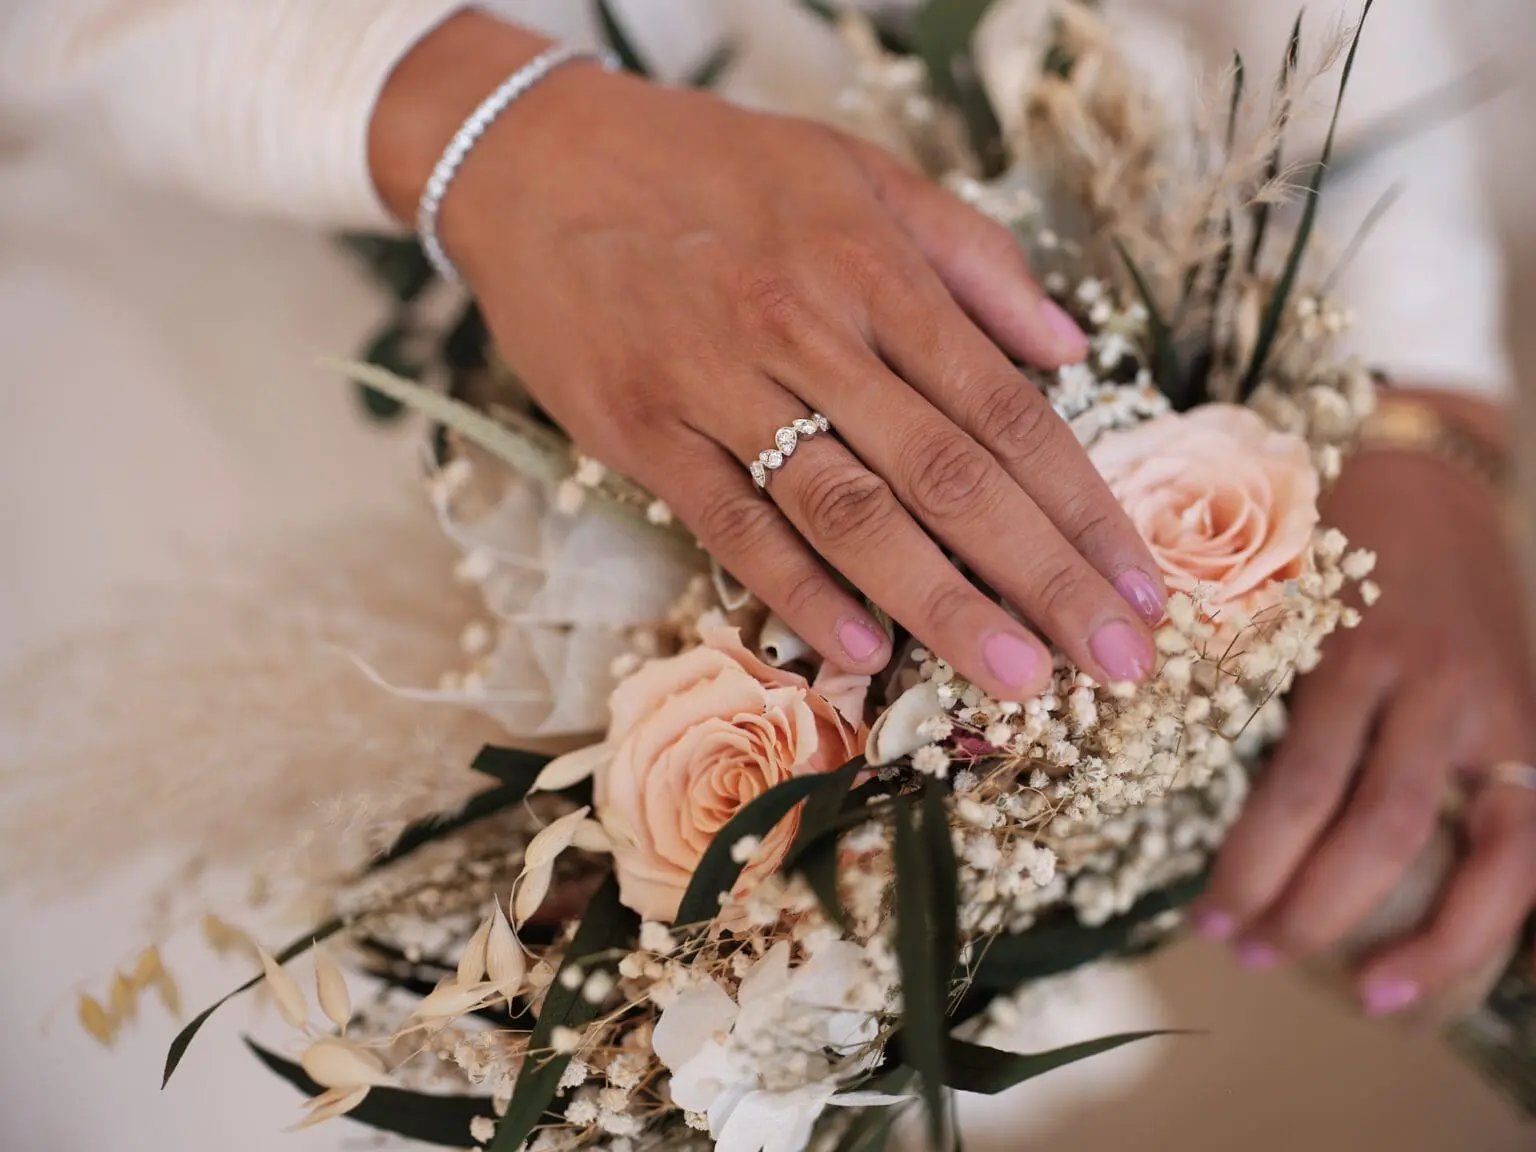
[892,796,950,1150]
[593,0,652,76]
[166,780,531,1086]
[784,759,864,931]
[246,1040,493,1146]
[675,768,858,927]
[163,918,343,1087]
[944,1032,1182,1095]
[922,779,960,984]
[1240,0,1376,398]
[912,0,1006,176]
[971,872,1206,989]
[490,873,639,1151]
[687,42,738,89]
[469,745,554,790]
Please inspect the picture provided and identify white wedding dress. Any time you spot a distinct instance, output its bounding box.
[0,2,1528,1150]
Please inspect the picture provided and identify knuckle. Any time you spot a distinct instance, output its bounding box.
[976,380,1060,466]
[778,566,831,621]
[906,431,998,521]
[1357,791,1436,854]
[739,270,811,343]
[1269,762,1347,825]
[798,464,894,543]
[1030,559,1089,623]
[828,236,892,298]
[694,485,778,555]
[918,579,977,635]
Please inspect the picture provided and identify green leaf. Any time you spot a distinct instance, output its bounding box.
[944,1032,1182,1095]
[594,0,652,77]
[165,779,532,1087]
[686,42,738,89]
[784,759,863,931]
[892,796,950,1150]
[912,0,1006,176]
[1113,239,1185,405]
[675,769,858,927]
[922,779,960,984]
[1246,12,1303,275]
[970,872,1206,990]
[490,873,639,1151]
[337,234,436,303]
[468,745,553,790]
[162,918,343,1087]
[1241,0,1376,398]
[246,1040,493,1146]
[367,781,532,874]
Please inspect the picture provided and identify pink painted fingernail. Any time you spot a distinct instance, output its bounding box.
[983,631,1042,691]
[838,618,884,663]
[1088,620,1154,682]
[1362,979,1420,1016]
[1236,942,1278,971]
[1040,299,1088,358]
[1114,570,1166,626]
[1192,910,1236,941]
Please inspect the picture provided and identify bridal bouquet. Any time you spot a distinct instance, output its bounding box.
[75,0,1531,1148]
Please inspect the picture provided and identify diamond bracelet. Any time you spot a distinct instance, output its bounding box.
[415,44,620,287]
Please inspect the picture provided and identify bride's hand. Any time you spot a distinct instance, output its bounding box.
[367,13,1165,701]
[1193,394,1536,1014]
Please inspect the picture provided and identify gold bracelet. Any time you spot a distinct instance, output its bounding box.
[1357,394,1511,495]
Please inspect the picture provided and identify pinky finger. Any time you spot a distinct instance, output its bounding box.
[658,435,893,674]
[1355,784,1536,1016]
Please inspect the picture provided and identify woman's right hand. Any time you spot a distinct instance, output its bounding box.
[369,12,1165,700]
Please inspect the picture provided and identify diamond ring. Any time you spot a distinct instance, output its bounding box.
[749,413,831,490]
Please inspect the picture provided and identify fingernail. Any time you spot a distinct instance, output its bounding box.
[1236,942,1278,971]
[1192,910,1236,941]
[838,618,884,663]
[1088,620,1154,682]
[1362,978,1420,1017]
[983,631,1042,691]
[1114,570,1166,626]
[1039,299,1088,358]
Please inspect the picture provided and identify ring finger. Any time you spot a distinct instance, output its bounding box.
[685,375,1057,701]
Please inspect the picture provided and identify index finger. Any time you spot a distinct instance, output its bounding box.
[866,238,1168,628]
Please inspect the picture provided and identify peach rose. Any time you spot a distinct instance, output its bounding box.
[594,628,867,923]
[1089,404,1319,616]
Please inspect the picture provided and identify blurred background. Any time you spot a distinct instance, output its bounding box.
[2,1,1535,1149]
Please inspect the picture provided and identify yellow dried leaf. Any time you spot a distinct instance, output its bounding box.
[108,973,137,1024]
[128,946,164,989]
[257,946,309,1030]
[154,971,183,1020]
[513,865,553,928]
[485,899,526,995]
[299,1038,391,1090]
[529,745,610,795]
[288,1086,370,1131]
[524,806,591,870]
[313,946,352,1032]
[202,913,254,958]
[77,994,116,1047]
[456,912,493,987]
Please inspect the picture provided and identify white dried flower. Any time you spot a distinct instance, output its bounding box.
[554,479,586,515]
[470,1115,496,1144]
[730,835,762,864]
[646,500,673,526]
[912,745,951,778]
[551,1026,583,1055]
[558,1059,590,1091]
[638,923,677,956]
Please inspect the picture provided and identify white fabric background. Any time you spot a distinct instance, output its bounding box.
[2,1,1534,1149]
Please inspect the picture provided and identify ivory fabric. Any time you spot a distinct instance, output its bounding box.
[0,0,1513,392]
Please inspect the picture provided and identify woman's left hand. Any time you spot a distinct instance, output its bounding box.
[1192,395,1536,1014]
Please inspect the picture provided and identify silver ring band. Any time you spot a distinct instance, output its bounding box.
[1482,761,1536,792]
[750,413,831,490]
